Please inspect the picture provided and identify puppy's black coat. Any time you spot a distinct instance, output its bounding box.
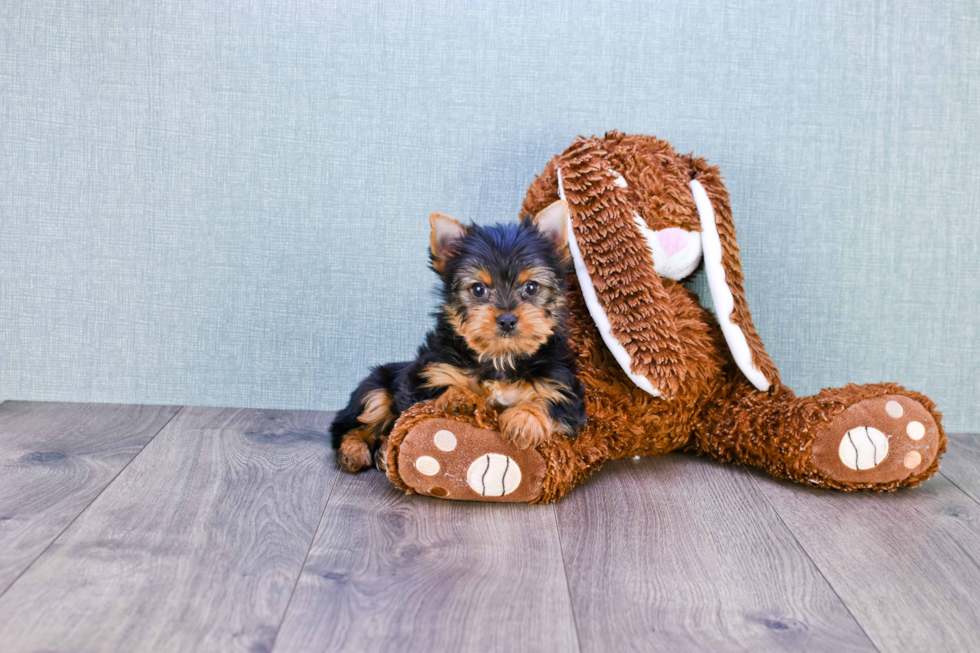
[331,215,586,472]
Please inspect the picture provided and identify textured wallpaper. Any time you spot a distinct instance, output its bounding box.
[1,0,978,431]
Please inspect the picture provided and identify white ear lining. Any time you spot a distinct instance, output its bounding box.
[606,169,702,280]
[690,179,771,392]
[559,168,661,397]
[631,212,702,280]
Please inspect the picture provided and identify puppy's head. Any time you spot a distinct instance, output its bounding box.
[430,200,570,368]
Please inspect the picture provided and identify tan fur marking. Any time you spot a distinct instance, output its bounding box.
[532,378,574,405]
[337,429,375,472]
[500,401,554,449]
[476,269,493,285]
[449,302,557,369]
[510,302,557,352]
[489,379,569,448]
[519,266,558,287]
[482,378,572,409]
[373,436,389,471]
[430,213,465,273]
[359,389,394,430]
[422,363,481,394]
[532,198,570,249]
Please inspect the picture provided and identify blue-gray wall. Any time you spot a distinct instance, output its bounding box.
[1,1,978,431]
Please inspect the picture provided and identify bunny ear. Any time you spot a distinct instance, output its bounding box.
[557,138,688,399]
[687,158,780,391]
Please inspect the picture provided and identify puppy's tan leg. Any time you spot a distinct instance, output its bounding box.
[422,363,482,412]
[373,436,389,471]
[337,389,396,473]
[487,379,573,449]
[500,401,554,449]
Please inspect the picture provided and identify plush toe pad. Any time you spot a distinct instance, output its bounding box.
[811,394,940,485]
[397,418,546,502]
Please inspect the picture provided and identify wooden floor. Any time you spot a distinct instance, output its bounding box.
[0,402,978,652]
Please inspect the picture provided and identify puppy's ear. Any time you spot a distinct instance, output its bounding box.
[532,199,568,247]
[429,213,466,273]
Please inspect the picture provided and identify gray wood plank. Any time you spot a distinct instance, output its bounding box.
[940,434,980,505]
[753,468,980,652]
[555,455,875,652]
[0,407,337,653]
[272,469,580,653]
[0,401,180,594]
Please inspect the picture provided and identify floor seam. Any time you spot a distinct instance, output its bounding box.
[938,471,980,508]
[0,405,185,600]
[552,504,585,653]
[744,466,882,653]
[268,466,342,653]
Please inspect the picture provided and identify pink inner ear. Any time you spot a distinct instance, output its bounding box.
[658,228,688,257]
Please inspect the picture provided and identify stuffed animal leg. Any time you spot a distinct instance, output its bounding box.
[693,378,944,490]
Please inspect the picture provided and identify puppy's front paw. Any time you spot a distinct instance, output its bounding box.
[433,386,481,413]
[500,404,553,450]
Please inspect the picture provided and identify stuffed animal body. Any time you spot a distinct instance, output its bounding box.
[382,132,945,503]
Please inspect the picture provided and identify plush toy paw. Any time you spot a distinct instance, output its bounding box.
[810,394,941,486]
[499,404,553,449]
[393,417,547,502]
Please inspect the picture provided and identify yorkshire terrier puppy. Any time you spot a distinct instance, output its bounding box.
[330,200,586,472]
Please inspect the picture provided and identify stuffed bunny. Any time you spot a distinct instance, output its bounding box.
[382,132,945,503]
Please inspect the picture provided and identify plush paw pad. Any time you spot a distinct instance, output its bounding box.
[395,419,546,502]
[467,454,522,497]
[812,394,940,485]
[838,426,888,470]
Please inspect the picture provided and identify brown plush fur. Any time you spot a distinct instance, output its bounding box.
[547,138,690,398]
[385,132,947,503]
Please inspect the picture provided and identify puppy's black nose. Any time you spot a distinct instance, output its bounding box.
[496,313,518,333]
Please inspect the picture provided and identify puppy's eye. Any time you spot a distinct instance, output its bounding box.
[523,281,540,296]
[470,283,487,298]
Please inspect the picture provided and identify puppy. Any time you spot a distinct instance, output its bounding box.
[330,200,586,472]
